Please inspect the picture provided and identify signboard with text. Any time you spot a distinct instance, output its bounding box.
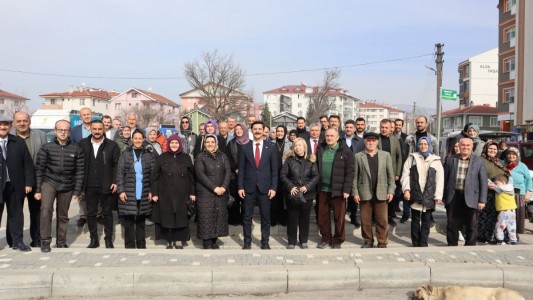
[441,88,457,101]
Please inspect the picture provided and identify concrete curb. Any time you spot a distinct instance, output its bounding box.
[1,263,532,299]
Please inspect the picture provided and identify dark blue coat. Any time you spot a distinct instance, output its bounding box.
[237,140,278,194]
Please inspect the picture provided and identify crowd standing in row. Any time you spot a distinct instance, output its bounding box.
[0,108,532,252]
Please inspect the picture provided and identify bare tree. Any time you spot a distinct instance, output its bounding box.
[184,50,253,121]
[119,104,178,129]
[306,69,342,124]
[5,100,28,116]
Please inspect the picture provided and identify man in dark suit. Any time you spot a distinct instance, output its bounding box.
[307,123,323,156]
[238,120,278,250]
[0,114,35,251]
[8,112,46,248]
[443,137,488,246]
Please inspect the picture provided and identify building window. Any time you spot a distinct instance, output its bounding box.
[92,99,96,106]
[469,116,483,126]
[132,92,138,98]
[503,57,515,73]
[504,26,516,43]
[504,88,515,103]
[297,103,302,108]
[50,99,56,105]
[0,98,4,104]
[505,0,516,12]
[115,103,121,110]
[453,117,462,128]
[490,117,498,127]
[443,118,450,128]
[80,99,85,105]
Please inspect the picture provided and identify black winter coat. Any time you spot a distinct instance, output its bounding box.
[151,152,195,228]
[194,150,231,240]
[117,147,156,216]
[0,134,35,204]
[316,140,355,198]
[35,137,84,195]
[280,153,320,202]
[79,136,120,194]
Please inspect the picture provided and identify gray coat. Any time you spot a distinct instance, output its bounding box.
[352,150,395,201]
[10,128,46,165]
[442,154,488,209]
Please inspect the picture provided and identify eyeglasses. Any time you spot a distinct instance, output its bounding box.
[56,129,70,133]
[181,121,189,124]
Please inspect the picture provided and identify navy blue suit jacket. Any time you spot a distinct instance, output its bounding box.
[71,125,83,144]
[238,140,278,194]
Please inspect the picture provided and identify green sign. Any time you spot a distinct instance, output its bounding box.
[441,88,457,101]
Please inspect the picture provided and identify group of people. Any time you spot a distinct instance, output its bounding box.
[1,108,531,253]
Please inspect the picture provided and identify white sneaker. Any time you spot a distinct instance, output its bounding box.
[145,219,154,226]
[458,231,465,241]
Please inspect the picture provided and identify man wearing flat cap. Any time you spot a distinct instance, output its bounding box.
[353,132,395,248]
[0,114,35,251]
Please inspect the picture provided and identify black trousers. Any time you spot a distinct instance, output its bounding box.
[346,196,359,221]
[446,191,479,246]
[411,209,431,247]
[286,199,313,245]
[242,188,270,246]
[122,213,146,249]
[6,190,40,246]
[0,183,24,246]
[85,187,114,241]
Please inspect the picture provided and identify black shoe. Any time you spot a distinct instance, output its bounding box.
[261,244,271,250]
[361,243,373,248]
[388,216,397,226]
[13,243,31,252]
[212,243,220,249]
[30,241,41,247]
[300,243,309,249]
[41,241,51,253]
[399,216,409,223]
[317,241,330,249]
[56,244,69,248]
[175,244,184,249]
[87,239,100,248]
[77,218,87,227]
[242,243,251,250]
[105,239,114,249]
[332,244,341,249]
[166,242,173,249]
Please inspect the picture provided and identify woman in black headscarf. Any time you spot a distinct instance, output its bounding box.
[178,116,197,161]
[225,123,249,225]
[271,125,291,226]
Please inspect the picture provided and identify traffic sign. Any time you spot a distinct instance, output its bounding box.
[441,88,457,101]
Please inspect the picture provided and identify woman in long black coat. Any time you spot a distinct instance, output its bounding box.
[117,130,156,249]
[225,123,249,225]
[194,134,231,249]
[151,134,196,249]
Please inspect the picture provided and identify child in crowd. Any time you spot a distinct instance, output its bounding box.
[490,174,517,245]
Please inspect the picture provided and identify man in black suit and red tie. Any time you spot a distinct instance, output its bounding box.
[238,120,278,250]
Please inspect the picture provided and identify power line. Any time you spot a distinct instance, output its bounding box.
[0,53,434,80]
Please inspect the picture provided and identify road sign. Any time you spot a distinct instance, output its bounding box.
[441,88,457,101]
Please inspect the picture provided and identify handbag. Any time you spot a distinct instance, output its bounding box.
[227,194,236,208]
[186,200,197,219]
[288,191,307,206]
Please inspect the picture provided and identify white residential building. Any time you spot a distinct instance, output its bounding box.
[39,86,118,115]
[458,48,498,108]
[358,102,405,132]
[263,84,359,122]
[0,89,29,115]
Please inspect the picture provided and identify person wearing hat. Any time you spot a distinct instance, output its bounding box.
[0,114,35,251]
[353,131,395,248]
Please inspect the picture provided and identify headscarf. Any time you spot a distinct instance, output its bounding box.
[505,146,520,171]
[467,124,482,143]
[145,127,158,142]
[180,116,192,137]
[234,123,249,145]
[203,133,218,153]
[205,119,218,135]
[288,129,298,141]
[417,136,433,158]
[481,141,510,175]
[275,125,287,142]
[167,134,183,154]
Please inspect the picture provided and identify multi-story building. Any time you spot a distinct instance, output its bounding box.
[263,84,359,122]
[497,0,533,136]
[39,86,118,115]
[0,89,29,115]
[109,88,180,126]
[358,101,405,132]
[435,104,499,137]
[458,48,498,108]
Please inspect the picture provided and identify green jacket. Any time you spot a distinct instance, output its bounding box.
[352,150,395,201]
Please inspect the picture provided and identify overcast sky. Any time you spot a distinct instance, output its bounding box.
[0,0,498,113]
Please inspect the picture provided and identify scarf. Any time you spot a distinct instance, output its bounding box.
[481,141,510,176]
[167,134,183,154]
[180,116,192,137]
[204,134,219,153]
[234,124,249,145]
[417,136,432,158]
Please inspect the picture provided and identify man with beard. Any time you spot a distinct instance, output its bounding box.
[296,117,310,140]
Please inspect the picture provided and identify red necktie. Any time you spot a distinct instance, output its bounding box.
[255,143,261,167]
[313,139,318,154]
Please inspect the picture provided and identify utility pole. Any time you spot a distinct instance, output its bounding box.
[435,43,444,141]
[411,101,417,133]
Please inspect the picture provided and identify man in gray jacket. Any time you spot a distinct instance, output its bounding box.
[442,137,488,246]
[9,112,46,248]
